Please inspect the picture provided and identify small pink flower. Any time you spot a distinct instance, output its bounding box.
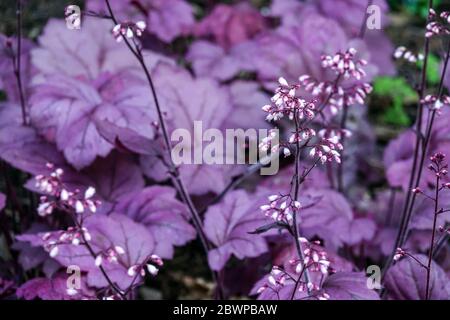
[112,21,147,42]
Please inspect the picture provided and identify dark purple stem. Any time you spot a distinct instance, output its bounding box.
[14,0,27,125]
[425,174,440,300]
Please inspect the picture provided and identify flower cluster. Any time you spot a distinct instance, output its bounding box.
[309,129,351,164]
[95,246,126,267]
[290,238,331,279]
[421,95,450,111]
[393,247,407,261]
[112,21,147,42]
[428,152,448,178]
[127,255,164,277]
[321,48,368,80]
[426,9,450,38]
[262,77,316,122]
[256,239,332,300]
[35,164,100,217]
[260,194,301,224]
[41,228,92,258]
[394,46,424,63]
[299,49,372,115]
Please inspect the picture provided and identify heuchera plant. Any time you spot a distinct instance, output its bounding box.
[0,0,449,300]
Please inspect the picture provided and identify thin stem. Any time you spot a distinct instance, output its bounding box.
[290,113,312,297]
[103,0,222,298]
[14,0,27,125]
[337,104,349,193]
[405,252,428,270]
[425,174,440,300]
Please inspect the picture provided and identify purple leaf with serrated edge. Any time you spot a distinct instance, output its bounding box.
[18,214,160,290]
[140,63,243,195]
[81,153,145,212]
[32,18,169,80]
[299,189,353,250]
[29,72,155,170]
[113,186,196,257]
[95,119,157,155]
[186,41,243,81]
[226,81,270,130]
[13,224,61,276]
[0,106,66,175]
[384,109,450,190]
[270,0,395,76]
[260,165,331,191]
[147,0,194,42]
[194,3,266,50]
[321,272,380,300]
[384,254,450,300]
[336,218,377,246]
[234,12,348,88]
[204,190,269,271]
[16,273,95,300]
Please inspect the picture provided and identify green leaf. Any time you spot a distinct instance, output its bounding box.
[383,96,411,126]
[373,77,417,101]
[423,54,440,85]
[373,77,417,127]
[400,0,442,19]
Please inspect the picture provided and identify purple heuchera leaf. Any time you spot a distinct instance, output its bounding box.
[270,0,395,76]
[32,19,133,79]
[147,0,194,42]
[384,110,450,190]
[114,186,196,257]
[194,3,266,50]
[95,119,158,156]
[32,19,170,79]
[321,272,380,300]
[29,72,155,170]
[299,189,354,250]
[186,41,244,81]
[80,153,145,213]
[16,273,95,300]
[203,190,269,271]
[234,12,348,88]
[0,106,66,175]
[260,165,331,191]
[384,254,450,300]
[13,224,61,276]
[140,63,243,195]
[335,218,377,246]
[225,81,270,130]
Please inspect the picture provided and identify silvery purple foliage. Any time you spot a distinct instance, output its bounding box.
[0,0,448,302]
[204,190,269,271]
[384,255,450,300]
